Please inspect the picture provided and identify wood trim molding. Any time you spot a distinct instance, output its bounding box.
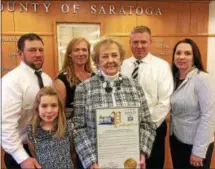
[107,33,215,37]
[2,32,53,36]
[2,32,215,37]
[53,22,59,76]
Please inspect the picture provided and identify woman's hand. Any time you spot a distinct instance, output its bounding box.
[190,154,203,167]
[139,154,146,169]
[90,162,99,169]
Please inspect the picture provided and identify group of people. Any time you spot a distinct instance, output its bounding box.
[2,25,215,169]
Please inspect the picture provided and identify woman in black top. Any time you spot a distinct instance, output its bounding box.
[54,37,95,118]
[53,37,95,169]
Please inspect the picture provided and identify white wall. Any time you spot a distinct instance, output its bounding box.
[207,1,215,83]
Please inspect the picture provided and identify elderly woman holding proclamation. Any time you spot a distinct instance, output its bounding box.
[73,38,156,169]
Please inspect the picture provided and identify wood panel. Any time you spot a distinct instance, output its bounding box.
[1,40,18,77]
[190,2,210,34]
[1,1,210,77]
[136,2,191,35]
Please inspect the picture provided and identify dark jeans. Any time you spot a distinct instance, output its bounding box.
[4,144,31,169]
[170,134,214,169]
[146,120,167,169]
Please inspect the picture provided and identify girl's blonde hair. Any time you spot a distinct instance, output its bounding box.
[31,87,66,138]
[59,37,94,87]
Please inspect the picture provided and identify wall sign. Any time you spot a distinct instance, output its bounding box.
[1,2,162,16]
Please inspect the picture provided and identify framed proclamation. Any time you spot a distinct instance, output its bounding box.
[96,107,140,168]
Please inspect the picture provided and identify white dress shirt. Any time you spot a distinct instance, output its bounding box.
[121,53,174,127]
[2,61,52,164]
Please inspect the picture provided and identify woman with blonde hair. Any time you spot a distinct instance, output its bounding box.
[53,37,95,119]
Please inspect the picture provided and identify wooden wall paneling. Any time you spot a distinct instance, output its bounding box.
[190,2,209,34]
[211,145,215,168]
[1,40,18,77]
[136,2,191,35]
[12,2,57,33]
[47,1,81,23]
[53,22,59,76]
[1,10,15,32]
[165,122,173,169]
[151,37,182,64]
[42,35,55,79]
[1,147,6,169]
[78,1,137,36]
[13,9,48,32]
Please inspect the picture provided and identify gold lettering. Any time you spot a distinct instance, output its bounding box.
[90,5,96,14]
[119,7,126,15]
[7,2,15,12]
[73,4,79,14]
[99,6,106,15]
[109,6,115,15]
[32,3,39,12]
[43,3,51,13]
[61,4,70,14]
[145,7,153,16]
[128,6,134,15]
[136,7,143,16]
[155,8,162,16]
[19,2,28,12]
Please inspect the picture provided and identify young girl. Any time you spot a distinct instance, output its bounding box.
[27,87,74,169]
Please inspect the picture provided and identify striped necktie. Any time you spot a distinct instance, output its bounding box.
[132,60,141,80]
[35,70,44,88]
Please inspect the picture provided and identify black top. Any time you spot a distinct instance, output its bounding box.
[175,78,185,90]
[57,72,95,118]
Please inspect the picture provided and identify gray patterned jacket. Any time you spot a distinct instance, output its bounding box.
[73,73,156,169]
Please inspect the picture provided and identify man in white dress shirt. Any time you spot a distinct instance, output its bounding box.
[2,33,52,169]
[121,26,174,169]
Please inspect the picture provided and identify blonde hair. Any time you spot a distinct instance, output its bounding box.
[31,87,66,139]
[92,37,125,67]
[130,25,151,36]
[59,37,94,87]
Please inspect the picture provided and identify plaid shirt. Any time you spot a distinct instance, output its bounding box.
[73,73,156,169]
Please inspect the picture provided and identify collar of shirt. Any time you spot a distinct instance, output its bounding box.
[186,67,199,78]
[131,53,152,64]
[20,61,43,75]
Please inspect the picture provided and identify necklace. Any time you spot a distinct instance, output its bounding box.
[98,72,123,93]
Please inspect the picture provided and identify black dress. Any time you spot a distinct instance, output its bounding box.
[57,72,77,119]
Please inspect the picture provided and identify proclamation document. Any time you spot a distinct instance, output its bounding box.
[96,107,140,169]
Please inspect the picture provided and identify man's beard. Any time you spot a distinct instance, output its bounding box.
[24,58,43,70]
